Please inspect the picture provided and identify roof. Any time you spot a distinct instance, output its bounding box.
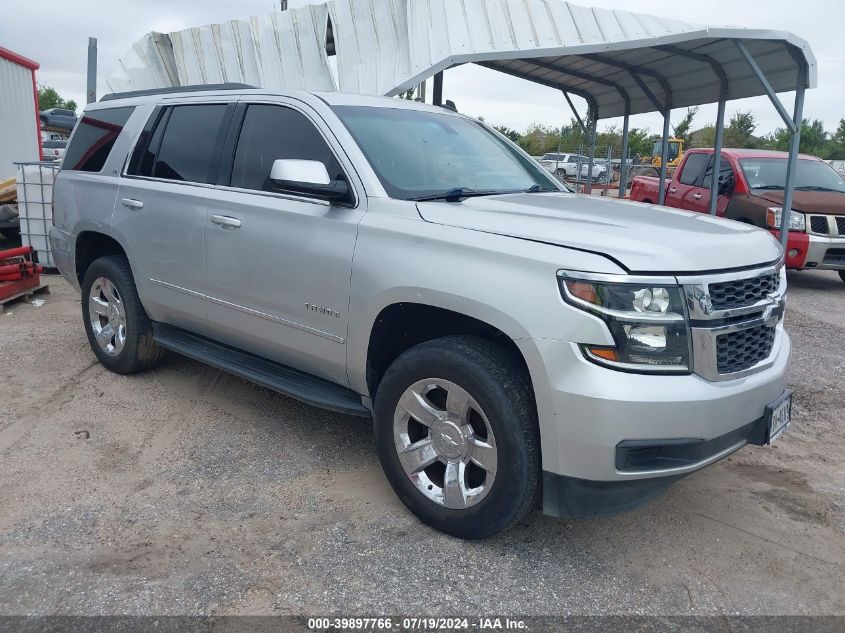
[107,0,816,120]
[0,46,39,71]
[685,148,823,160]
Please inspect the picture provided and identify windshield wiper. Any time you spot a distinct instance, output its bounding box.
[411,187,501,202]
[795,185,842,192]
[524,184,558,193]
[752,185,784,190]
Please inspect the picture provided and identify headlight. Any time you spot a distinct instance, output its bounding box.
[766,207,805,231]
[559,273,690,373]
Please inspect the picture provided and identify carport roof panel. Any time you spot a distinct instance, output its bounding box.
[391,1,817,119]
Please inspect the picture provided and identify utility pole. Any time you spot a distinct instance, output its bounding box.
[86,37,97,104]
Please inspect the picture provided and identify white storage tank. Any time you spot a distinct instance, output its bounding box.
[0,47,42,181]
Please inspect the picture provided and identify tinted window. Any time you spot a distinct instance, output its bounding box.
[678,153,710,186]
[146,105,228,183]
[230,105,345,193]
[703,158,734,183]
[63,106,134,172]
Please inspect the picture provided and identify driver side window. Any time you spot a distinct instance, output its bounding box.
[230,105,346,194]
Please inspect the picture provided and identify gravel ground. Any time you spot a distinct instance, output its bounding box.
[0,269,843,617]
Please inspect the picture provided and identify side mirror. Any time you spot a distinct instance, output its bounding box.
[269,159,351,204]
[718,174,735,196]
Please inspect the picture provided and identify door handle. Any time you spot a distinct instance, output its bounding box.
[210,214,242,229]
[121,198,144,210]
[668,187,677,193]
[692,193,703,200]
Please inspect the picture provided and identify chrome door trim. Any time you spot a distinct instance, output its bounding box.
[206,295,344,344]
[149,278,206,299]
[148,278,344,344]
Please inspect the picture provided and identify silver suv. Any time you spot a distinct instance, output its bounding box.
[50,86,792,539]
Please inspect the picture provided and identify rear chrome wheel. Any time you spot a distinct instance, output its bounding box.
[88,277,127,356]
[81,255,163,374]
[393,378,497,509]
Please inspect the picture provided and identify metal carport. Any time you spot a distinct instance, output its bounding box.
[107,0,816,247]
[381,2,816,249]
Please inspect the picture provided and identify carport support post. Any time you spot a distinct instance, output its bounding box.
[433,71,443,106]
[86,37,97,104]
[586,106,597,195]
[708,98,727,215]
[658,107,671,205]
[779,84,806,248]
[618,107,630,198]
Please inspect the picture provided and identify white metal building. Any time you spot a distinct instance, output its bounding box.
[0,47,41,179]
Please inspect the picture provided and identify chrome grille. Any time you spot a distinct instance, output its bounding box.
[810,215,830,234]
[836,216,845,235]
[716,325,777,374]
[708,272,779,310]
[683,264,785,382]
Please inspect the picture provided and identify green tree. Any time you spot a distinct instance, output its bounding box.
[765,119,831,157]
[724,111,758,148]
[493,125,521,143]
[37,85,77,112]
[829,119,845,160]
[672,106,699,145]
[625,128,656,159]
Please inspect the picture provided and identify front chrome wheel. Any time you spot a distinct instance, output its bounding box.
[393,378,497,509]
[88,277,126,356]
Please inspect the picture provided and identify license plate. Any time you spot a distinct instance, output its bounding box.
[766,390,792,444]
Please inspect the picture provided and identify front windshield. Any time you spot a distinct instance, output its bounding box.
[332,105,560,200]
[739,158,845,193]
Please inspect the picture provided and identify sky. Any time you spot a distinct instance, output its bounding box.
[3,0,844,137]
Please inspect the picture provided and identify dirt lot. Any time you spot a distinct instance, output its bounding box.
[0,269,843,617]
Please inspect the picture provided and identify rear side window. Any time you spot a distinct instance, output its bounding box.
[63,106,134,172]
[678,153,709,186]
[230,104,345,193]
[128,104,229,184]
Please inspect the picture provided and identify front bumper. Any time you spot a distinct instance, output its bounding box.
[774,230,845,270]
[804,233,845,270]
[519,332,790,517]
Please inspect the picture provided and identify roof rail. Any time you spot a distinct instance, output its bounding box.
[100,83,257,102]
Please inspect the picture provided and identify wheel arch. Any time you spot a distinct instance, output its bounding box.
[362,297,534,401]
[74,230,130,285]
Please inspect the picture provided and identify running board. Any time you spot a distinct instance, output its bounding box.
[152,323,370,418]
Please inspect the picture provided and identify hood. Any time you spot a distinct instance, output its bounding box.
[753,189,845,214]
[416,192,782,273]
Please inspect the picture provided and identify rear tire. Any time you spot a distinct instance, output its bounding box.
[81,255,163,374]
[373,335,540,539]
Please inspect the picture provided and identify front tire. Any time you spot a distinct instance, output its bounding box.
[81,255,163,374]
[839,271,845,284]
[373,336,540,539]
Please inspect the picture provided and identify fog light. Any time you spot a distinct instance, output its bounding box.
[788,248,799,258]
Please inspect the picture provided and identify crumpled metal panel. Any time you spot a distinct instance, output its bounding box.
[328,0,410,96]
[105,0,816,121]
[107,3,334,93]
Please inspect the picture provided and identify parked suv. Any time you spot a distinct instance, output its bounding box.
[51,87,792,539]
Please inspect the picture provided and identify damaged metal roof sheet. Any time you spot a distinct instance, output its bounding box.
[107,0,816,118]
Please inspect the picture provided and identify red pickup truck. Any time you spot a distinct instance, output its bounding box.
[630,148,845,281]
